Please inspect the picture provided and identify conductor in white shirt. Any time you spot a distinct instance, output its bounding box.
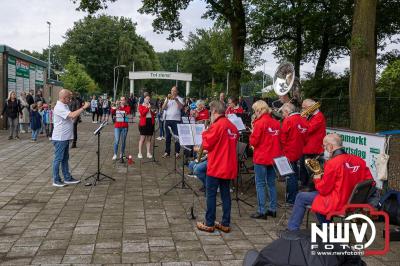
[52,89,90,187]
[162,86,184,158]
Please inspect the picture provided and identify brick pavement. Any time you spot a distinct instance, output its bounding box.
[0,116,398,265]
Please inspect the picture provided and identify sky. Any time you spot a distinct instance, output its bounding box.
[0,0,398,80]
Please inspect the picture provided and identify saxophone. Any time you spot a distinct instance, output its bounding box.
[305,156,323,175]
[195,119,210,163]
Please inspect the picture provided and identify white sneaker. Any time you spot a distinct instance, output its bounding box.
[156,137,162,141]
[138,153,143,159]
[147,153,153,159]
[112,154,117,160]
[49,137,52,141]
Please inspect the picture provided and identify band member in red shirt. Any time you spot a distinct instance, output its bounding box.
[225,96,244,116]
[196,101,238,233]
[249,100,282,219]
[287,133,373,230]
[112,96,131,161]
[193,100,209,122]
[299,99,326,190]
[138,95,156,159]
[280,103,308,204]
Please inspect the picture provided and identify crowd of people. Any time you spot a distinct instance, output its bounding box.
[2,85,374,234]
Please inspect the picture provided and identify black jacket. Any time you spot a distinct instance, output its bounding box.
[2,99,22,119]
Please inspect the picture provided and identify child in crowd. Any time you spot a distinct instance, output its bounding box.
[43,104,53,140]
[37,101,45,134]
[30,103,42,142]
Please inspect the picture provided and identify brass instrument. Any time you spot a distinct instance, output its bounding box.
[194,119,210,163]
[301,102,321,118]
[305,157,323,175]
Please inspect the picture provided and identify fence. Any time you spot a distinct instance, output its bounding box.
[317,97,400,131]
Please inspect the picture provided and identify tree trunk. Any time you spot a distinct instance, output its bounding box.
[314,30,330,79]
[228,0,246,97]
[349,0,377,132]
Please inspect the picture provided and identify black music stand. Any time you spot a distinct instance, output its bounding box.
[217,141,253,217]
[164,127,198,197]
[272,156,295,226]
[84,121,116,186]
[161,126,182,179]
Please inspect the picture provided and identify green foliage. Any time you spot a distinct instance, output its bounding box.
[302,70,350,98]
[377,59,400,97]
[61,15,159,95]
[60,56,98,96]
[240,70,272,96]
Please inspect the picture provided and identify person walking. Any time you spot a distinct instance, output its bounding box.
[52,89,89,187]
[19,92,30,133]
[138,95,156,159]
[1,91,23,140]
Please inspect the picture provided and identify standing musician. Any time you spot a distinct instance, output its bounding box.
[249,100,282,220]
[280,103,308,204]
[192,100,209,122]
[196,101,239,233]
[287,133,373,231]
[299,98,326,191]
[111,97,131,161]
[225,96,244,116]
[162,86,184,158]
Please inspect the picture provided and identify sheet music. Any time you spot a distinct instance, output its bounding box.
[182,117,196,124]
[177,124,205,146]
[115,110,127,122]
[227,114,246,131]
[273,156,294,176]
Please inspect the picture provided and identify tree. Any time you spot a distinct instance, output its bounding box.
[349,0,377,132]
[61,15,159,95]
[72,0,247,97]
[61,56,98,95]
[377,59,400,97]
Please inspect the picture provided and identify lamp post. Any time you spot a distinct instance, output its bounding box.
[113,65,126,100]
[46,21,51,81]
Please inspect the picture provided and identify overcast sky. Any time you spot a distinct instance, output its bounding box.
[0,0,397,80]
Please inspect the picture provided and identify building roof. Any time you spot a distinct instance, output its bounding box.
[0,45,48,68]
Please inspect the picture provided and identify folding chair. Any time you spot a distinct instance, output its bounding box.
[305,179,374,228]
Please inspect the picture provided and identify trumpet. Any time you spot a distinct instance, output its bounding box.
[301,102,321,118]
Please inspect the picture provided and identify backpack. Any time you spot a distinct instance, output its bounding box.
[377,190,400,226]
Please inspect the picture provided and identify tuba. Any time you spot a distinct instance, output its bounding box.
[270,62,302,117]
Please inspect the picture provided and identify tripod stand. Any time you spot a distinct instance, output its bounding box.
[161,126,182,179]
[85,122,115,186]
[164,128,198,196]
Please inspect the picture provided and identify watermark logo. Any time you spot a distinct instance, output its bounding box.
[310,204,390,256]
[345,162,360,173]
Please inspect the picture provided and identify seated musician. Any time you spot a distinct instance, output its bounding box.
[193,100,209,122]
[188,148,208,192]
[225,96,244,116]
[250,100,282,219]
[299,98,326,190]
[280,103,308,204]
[196,101,239,233]
[287,133,373,231]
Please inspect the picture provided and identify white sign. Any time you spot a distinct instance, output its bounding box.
[326,127,386,188]
[129,71,192,81]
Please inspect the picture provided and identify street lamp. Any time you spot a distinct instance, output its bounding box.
[46,21,51,81]
[114,65,126,100]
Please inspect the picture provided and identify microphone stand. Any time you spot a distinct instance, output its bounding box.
[84,121,115,186]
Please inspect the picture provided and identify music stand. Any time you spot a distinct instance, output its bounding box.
[160,126,182,179]
[272,156,295,226]
[164,127,198,197]
[84,121,116,186]
[217,141,253,217]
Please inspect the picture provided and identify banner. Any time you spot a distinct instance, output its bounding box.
[326,127,387,188]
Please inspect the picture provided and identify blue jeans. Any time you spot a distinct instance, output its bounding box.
[188,160,207,187]
[52,140,73,183]
[286,161,299,204]
[31,129,39,140]
[165,120,180,155]
[287,191,330,231]
[114,127,128,156]
[205,176,231,227]
[254,164,277,214]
